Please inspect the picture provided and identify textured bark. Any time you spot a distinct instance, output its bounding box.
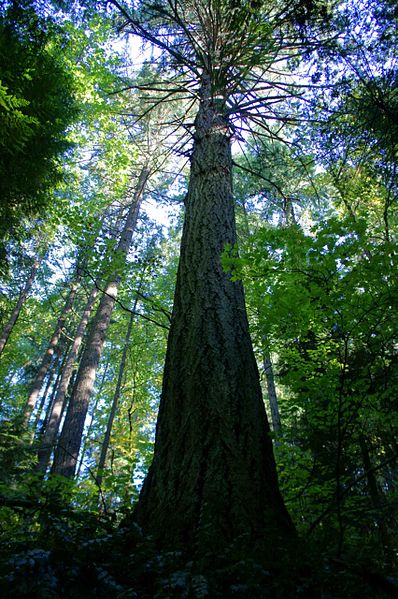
[0,259,39,356]
[52,168,149,478]
[96,307,135,487]
[25,281,78,420]
[36,286,98,474]
[134,84,294,555]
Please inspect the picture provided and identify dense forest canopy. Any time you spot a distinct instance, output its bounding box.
[0,0,397,597]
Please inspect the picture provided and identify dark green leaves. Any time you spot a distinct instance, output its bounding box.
[0,0,78,262]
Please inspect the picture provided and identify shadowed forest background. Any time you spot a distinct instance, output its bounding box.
[0,0,397,597]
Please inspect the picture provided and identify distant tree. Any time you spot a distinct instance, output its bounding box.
[25,276,79,421]
[0,256,40,357]
[36,284,98,474]
[52,165,149,478]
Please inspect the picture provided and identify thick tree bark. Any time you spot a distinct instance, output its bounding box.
[52,167,149,478]
[96,307,135,488]
[134,84,294,555]
[36,285,98,474]
[0,258,39,356]
[25,281,78,420]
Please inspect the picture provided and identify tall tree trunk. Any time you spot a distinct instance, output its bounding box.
[96,305,135,488]
[52,167,149,478]
[36,285,98,474]
[76,352,112,478]
[0,258,39,356]
[25,281,78,420]
[134,82,294,556]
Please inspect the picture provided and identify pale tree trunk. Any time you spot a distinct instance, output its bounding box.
[0,258,39,356]
[33,353,64,433]
[25,281,78,420]
[36,285,98,474]
[52,167,149,478]
[134,82,294,556]
[282,196,297,226]
[96,305,135,488]
[263,349,281,433]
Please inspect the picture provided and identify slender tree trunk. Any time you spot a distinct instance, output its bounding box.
[52,167,149,478]
[283,197,297,226]
[76,352,112,478]
[38,372,61,436]
[33,353,63,433]
[134,82,294,556]
[25,281,78,420]
[36,286,98,474]
[263,349,281,433]
[0,259,39,356]
[96,305,135,487]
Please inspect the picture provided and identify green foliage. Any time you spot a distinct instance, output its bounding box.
[0,0,78,264]
[0,419,35,484]
[227,178,398,563]
[0,0,397,596]
[0,472,127,598]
